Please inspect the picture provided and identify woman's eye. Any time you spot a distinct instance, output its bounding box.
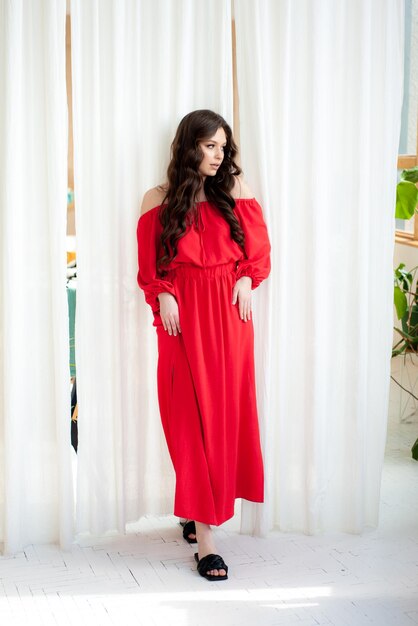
[205,144,226,151]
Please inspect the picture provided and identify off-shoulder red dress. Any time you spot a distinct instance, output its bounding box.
[136,197,271,525]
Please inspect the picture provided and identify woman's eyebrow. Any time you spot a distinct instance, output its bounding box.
[206,139,228,145]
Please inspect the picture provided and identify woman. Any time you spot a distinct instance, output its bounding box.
[136,109,271,581]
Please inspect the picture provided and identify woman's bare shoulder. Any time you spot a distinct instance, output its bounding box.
[230,175,255,200]
[140,184,169,216]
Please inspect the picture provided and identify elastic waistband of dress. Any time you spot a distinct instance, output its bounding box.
[165,260,238,279]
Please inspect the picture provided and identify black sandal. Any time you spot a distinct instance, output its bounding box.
[194,552,229,581]
[179,519,197,544]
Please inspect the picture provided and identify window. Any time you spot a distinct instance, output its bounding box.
[395,0,418,246]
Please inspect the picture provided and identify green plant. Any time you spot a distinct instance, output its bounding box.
[393,166,418,459]
[393,263,418,460]
[396,166,418,220]
[393,263,418,355]
[394,166,418,354]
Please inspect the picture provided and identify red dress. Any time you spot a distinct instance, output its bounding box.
[136,197,271,525]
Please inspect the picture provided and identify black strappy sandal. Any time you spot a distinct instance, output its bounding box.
[179,519,197,544]
[194,552,229,581]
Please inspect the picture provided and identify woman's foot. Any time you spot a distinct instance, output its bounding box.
[195,522,227,577]
[179,519,196,543]
[186,524,196,542]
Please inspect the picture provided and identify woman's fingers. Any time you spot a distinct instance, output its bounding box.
[167,314,176,336]
[158,293,182,335]
[233,278,252,322]
[162,313,181,335]
[239,295,252,322]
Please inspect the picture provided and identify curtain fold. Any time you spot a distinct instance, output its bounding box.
[0,0,73,554]
[234,0,405,534]
[71,0,233,536]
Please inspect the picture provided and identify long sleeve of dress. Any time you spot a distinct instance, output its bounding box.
[136,209,177,313]
[234,198,271,289]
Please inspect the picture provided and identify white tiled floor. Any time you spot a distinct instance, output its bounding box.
[1,356,418,625]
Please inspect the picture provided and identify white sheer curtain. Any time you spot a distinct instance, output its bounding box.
[0,0,73,554]
[234,0,405,534]
[71,0,233,535]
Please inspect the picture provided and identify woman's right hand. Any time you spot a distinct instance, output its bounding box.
[158,292,182,336]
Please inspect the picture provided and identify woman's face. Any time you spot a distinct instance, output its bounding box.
[197,126,227,179]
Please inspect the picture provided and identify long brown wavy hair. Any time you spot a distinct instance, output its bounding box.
[156,109,245,275]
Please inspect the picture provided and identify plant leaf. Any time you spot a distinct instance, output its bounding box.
[394,285,407,319]
[396,180,418,219]
[411,438,418,461]
[401,166,418,184]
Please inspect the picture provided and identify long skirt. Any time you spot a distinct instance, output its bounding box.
[155,260,264,526]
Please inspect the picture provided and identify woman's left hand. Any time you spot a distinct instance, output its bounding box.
[232,276,252,322]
